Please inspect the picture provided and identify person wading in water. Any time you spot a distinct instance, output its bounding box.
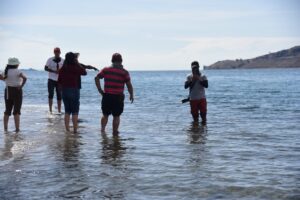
[184,61,208,125]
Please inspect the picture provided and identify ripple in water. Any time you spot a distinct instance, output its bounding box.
[0,69,299,199]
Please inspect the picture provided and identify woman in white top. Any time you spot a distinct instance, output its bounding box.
[0,58,27,132]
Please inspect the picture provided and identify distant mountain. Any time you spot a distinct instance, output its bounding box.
[22,68,39,71]
[204,46,300,70]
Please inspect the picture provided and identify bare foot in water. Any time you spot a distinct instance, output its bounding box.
[113,131,119,136]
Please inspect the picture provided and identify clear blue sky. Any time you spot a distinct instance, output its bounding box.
[0,0,299,70]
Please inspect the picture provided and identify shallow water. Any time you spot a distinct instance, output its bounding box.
[0,69,299,199]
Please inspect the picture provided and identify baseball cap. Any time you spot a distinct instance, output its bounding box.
[191,61,200,69]
[112,53,122,63]
[54,47,61,53]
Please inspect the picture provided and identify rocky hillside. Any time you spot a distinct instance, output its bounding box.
[204,46,300,69]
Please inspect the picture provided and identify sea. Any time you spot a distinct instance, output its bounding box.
[0,69,299,200]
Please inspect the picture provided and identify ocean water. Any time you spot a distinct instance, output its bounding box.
[0,69,299,199]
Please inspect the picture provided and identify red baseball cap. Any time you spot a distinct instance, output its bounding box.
[54,47,61,53]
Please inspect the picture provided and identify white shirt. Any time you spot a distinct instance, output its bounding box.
[186,74,207,100]
[45,56,64,81]
[3,69,23,87]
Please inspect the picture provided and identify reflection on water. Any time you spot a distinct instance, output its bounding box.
[185,122,208,168]
[100,132,126,165]
[0,133,23,160]
[59,133,89,199]
[63,133,80,163]
[187,122,208,144]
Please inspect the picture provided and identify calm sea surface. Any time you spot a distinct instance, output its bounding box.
[0,69,299,199]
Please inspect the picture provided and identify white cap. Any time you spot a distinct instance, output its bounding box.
[8,57,20,66]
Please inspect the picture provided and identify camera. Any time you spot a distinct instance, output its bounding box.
[181,97,190,104]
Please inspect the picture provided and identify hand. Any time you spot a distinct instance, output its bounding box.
[98,88,104,96]
[129,95,134,103]
[87,65,99,71]
[192,75,200,81]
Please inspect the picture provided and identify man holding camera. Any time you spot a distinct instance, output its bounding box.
[184,61,208,125]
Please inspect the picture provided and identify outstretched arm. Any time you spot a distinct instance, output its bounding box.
[126,81,134,103]
[80,63,99,71]
[94,75,104,95]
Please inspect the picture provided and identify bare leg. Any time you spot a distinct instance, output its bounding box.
[57,100,62,113]
[3,114,9,131]
[14,114,20,132]
[64,114,70,132]
[192,115,199,123]
[200,112,207,125]
[101,115,109,132]
[112,116,120,135]
[49,99,53,113]
[72,114,78,133]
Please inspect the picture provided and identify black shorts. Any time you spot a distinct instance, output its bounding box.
[48,79,62,100]
[101,93,124,117]
[4,87,23,116]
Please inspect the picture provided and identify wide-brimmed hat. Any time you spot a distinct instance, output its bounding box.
[7,57,20,66]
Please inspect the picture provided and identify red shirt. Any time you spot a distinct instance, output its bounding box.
[97,66,130,95]
[58,64,87,89]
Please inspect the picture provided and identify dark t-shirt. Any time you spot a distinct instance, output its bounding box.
[58,64,87,89]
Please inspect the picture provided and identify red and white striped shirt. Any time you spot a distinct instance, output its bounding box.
[97,66,131,95]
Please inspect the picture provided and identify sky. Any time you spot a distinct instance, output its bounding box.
[0,0,299,70]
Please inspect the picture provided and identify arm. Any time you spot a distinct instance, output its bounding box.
[200,80,208,88]
[76,64,87,76]
[126,80,134,103]
[184,75,197,89]
[80,63,99,71]
[185,79,198,89]
[94,75,104,95]
[184,80,192,89]
[44,66,58,74]
[19,73,27,88]
[200,76,208,88]
[0,74,3,81]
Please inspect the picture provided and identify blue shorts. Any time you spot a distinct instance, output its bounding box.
[62,88,80,115]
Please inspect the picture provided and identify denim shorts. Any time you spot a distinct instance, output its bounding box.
[62,88,80,115]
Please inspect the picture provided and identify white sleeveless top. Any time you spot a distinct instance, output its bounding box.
[3,69,23,87]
